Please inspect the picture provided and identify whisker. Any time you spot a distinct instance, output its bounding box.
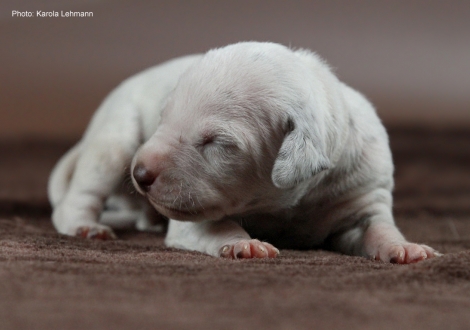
[178,182,183,210]
[195,194,205,211]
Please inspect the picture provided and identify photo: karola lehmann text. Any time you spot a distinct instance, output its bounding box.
[12,10,93,18]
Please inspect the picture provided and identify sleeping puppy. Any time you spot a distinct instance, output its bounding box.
[48,42,440,263]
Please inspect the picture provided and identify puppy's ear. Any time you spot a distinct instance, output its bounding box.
[271,114,330,189]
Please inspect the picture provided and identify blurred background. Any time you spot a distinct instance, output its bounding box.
[1,0,469,140]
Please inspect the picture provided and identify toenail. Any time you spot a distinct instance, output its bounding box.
[222,245,230,253]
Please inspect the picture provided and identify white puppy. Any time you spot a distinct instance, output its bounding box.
[49,42,439,263]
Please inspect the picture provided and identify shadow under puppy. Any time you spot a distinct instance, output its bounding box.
[48,42,440,263]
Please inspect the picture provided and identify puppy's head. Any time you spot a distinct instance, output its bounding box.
[131,42,331,221]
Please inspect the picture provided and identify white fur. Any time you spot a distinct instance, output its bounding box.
[49,42,439,263]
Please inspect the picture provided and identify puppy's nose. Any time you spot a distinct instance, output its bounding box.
[132,164,156,192]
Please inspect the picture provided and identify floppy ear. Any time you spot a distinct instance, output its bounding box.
[271,113,331,189]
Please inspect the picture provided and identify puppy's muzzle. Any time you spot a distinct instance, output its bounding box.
[133,164,156,192]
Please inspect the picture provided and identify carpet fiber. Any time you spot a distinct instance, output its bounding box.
[1,128,469,330]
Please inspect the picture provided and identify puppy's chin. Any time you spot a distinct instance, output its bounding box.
[148,199,224,222]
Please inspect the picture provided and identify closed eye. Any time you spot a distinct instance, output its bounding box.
[202,135,215,147]
[200,132,237,148]
[197,133,240,157]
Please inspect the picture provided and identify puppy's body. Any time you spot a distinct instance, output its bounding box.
[49,42,438,263]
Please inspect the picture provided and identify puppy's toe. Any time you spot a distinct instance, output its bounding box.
[219,239,280,259]
[76,225,117,240]
[233,241,252,258]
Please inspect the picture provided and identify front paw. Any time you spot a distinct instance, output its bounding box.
[75,224,117,240]
[372,242,442,264]
[219,239,280,259]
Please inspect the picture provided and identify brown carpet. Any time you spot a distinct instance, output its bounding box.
[1,128,470,330]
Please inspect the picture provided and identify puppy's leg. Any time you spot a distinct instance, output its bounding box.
[53,147,135,238]
[52,102,141,239]
[328,189,441,263]
[165,219,280,259]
